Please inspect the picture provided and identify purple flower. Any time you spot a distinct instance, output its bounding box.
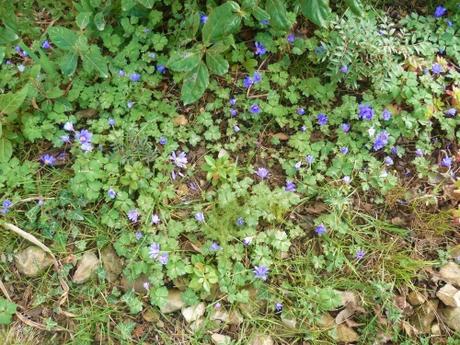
[243,237,252,245]
[260,19,269,25]
[343,176,351,184]
[255,42,266,56]
[135,231,143,240]
[249,104,261,114]
[297,107,305,115]
[243,76,253,88]
[446,20,453,27]
[130,73,141,82]
[391,146,398,155]
[306,155,314,165]
[415,148,424,157]
[159,137,167,145]
[434,5,447,18]
[300,125,307,132]
[143,282,150,290]
[215,302,222,309]
[148,52,157,59]
[41,154,56,166]
[158,252,169,265]
[64,122,74,131]
[42,40,51,49]
[76,129,92,144]
[275,302,283,312]
[341,123,351,133]
[441,156,453,168]
[210,242,221,251]
[149,242,160,259]
[358,104,374,121]
[170,151,187,168]
[118,69,125,77]
[384,156,394,166]
[200,14,208,24]
[445,108,457,117]
[60,135,71,143]
[340,146,349,155]
[317,113,328,126]
[195,212,205,222]
[253,265,269,280]
[382,109,392,121]
[108,118,116,126]
[128,209,139,223]
[373,131,389,151]
[80,143,93,152]
[355,249,366,260]
[285,180,296,192]
[340,65,349,73]
[230,108,238,117]
[1,199,13,214]
[236,217,245,227]
[127,100,134,109]
[256,167,269,179]
[107,188,116,199]
[294,161,302,170]
[314,224,327,236]
[432,63,443,75]
[287,33,295,43]
[229,98,237,106]
[151,213,160,225]
[157,64,166,74]
[253,71,262,83]
[233,125,240,133]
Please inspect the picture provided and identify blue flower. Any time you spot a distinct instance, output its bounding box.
[108,188,116,199]
[249,104,261,114]
[118,69,125,77]
[151,213,160,225]
[40,153,56,166]
[342,176,351,184]
[128,209,140,223]
[243,237,252,245]
[60,135,71,143]
[355,249,366,260]
[260,19,269,25]
[80,143,93,152]
[170,151,188,168]
[135,231,143,240]
[108,118,116,126]
[384,156,394,166]
[255,42,266,56]
[159,137,167,145]
[236,217,245,227]
[253,265,269,280]
[358,104,374,120]
[243,76,253,88]
[233,125,240,133]
[0,199,12,215]
[373,131,389,151]
[195,212,205,222]
[441,156,453,168]
[340,65,349,73]
[229,98,237,106]
[253,71,262,83]
[149,242,160,259]
[432,63,443,74]
[340,146,349,155]
[415,148,424,157]
[287,33,295,44]
[341,123,351,133]
[445,108,457,117]
[157,64,167,74]
[256,167,269,179]
[317,113,328,126]
[275,302,283,312]
[434,5,447,18]
[382,109,392,121]
[297,107,305,115]
[314,224,327,235]
[306,154,314,165]
[391,146,398,155]
[210,242,221,251]
[42,40,51,49]
[76,129,92,144]
[148,52,157,59]
[127,100,134,109]
[129,73,141,82]
[158,252,169,265]
[230,108,239,117]
[200,14,208,24]
[285,180,296,192]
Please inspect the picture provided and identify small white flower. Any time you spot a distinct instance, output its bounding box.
[368,127,376,138]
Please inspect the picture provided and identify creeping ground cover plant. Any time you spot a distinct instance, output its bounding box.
[1,1,460,344]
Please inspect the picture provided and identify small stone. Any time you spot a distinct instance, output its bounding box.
[407,291,426,306]
[439,307,460,332]
[101,246,122,282]
[160,289,185,314]
[409,300,439,333]
[337,291,360,308]
[281,315,297,328]
[250,334,273,345]
[439,262,460,287]
[436,284,460,307]
[173,115,188,126]
[15,246,54,277]
[211,333,231,345]
[181,303,205,323]
[189,318,204,331]
[318,313,335,328]
[431,322,441,336]
[336,324,359,343]
[73,252,99,284]
[143,308,160,322]
[273,132,289,141]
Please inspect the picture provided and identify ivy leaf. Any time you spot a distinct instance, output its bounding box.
[345,0,364,16]
[167,49,202,72]
[266,0,291,31]
[205,51,229,76]
[60,52,78,76]
[136,0,155,8]
[121,0,136,11]
[48,27,78,50]
[202,2,241,44]
[81,45,108,78]
[76,12,92,30]
[181,62,209,105]
[94,12,106,31]
[0,138,13,162]
[0,84,29,115]
[300,0,331,27]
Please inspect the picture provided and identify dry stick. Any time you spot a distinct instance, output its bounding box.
[0,222,73,336]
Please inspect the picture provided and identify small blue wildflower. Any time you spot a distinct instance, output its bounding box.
[446,20,453,27]
[108,118,116,126]
[230,108,238,117]
[243,237,252,245]
[358,104,374,121]
[255,42,266,56]
[300,125,307,132]
[343,176,351,184]
[434,5,447,18]
[314,224,327,236]
[42,40,51,49]
[391,146,398,155]
[249,104,261,114]
[294,161,302,170]
[441,156,453,168]
[297,107,305,115]
[108,188,116,199]
[158,252,169,265]
[243,76,253,88]
[432,63,443,75]
[128,209,140,223]
[210,242,221,251]
[0,200,12,215]
[373,131,389,151]
[229,98,236,106]
[340,146,349,155]
[233,125,240,133]
[157,64,167,74]
[260,19,269,25]
[236,217,245,227]
[148,52,157,59]
[384,156,394,166]
[170,151,187,168]
[306,154,314,165]
[445,108,457,117]
[256,167,269,179]
[287,33,295,43]
[76,129,92,144]
[60,135,71,143]
[314,45,326,55]
[143,282,150,290]
[317,113,328,126]
[200,14,208,24]
[253,71,262,83]
[127,101,134,109]
[159,137,167,145]
[253,265,269,280]
[151,213,160,225]
[149,242,160,259]
[275,302,283,313]
[135,231,143,240]
[40,154,56,166]
[355,249,366,260]
[80,143,93,152]
[341,123,351,133]
[195,212,205,222]
[382,109,392,121]
[129,73,141,82]
[285,180,296,192]
[340,65,349,73]
[415,148,424,157]
[118,69,125,77]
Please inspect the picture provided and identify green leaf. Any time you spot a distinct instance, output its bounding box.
[81,45,108,78]
[167,49,202,72]
[48,27,78,50]
[60,52,78,76]
[0,298,17,325]
[0,84,29,115]
[136,0,155,8]
[94,12,106,31]
[0,47,5,64]
[0,138,12,162]
[202,2,241,44]
[300,0,331,27]
[121,0,136,11]
[206,52,228,76]
[0,26,18,45]
[252,6,270,22]
[149,286,168,307]
[76,12,91,30]
[345,0,364,16]
[266,0,291,31]
[181,62,209,105]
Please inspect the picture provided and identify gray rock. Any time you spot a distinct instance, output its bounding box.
[181,303,205,323]
[439,262,460,287]
[439,307,460,332]
[160,289,185,314]
[336,324,359,343]
[407,291,426,306]
[436,284,460,307]
[15,246,54,277]
[250,334,273,345]
[211,334,232,345]
[73,252,99,284]
[101,246,122,282]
